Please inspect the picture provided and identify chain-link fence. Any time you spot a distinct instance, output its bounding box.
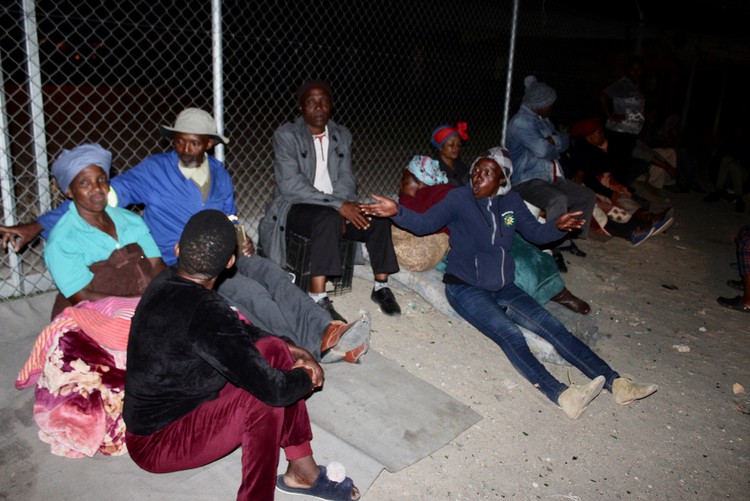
[2,0,741,299]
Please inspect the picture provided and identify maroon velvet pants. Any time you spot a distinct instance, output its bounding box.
[125,337,313,501]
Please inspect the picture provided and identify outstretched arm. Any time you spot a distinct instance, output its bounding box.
[358,194,398,218]
[0,222,43,252]
[556,211,586,232]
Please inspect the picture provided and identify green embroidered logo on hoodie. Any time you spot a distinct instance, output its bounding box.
[502,211,515,226]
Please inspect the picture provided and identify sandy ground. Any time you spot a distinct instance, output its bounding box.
[328,185,749,500]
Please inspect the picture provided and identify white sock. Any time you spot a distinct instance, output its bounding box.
[310,292,327,302]
[373,280,388,292]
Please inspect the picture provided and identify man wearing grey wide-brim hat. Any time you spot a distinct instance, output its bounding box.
[1,107,371,364]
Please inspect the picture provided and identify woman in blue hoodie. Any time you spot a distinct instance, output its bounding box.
[361,147,657,419]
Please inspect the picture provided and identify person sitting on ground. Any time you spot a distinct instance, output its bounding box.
[44,143,165,319]
[259,79,401,320]
[562,117,674,246]
[0,108,369,364]
[506,75,596,270]
[717,224,750,313]
[430,122,471,187]
[631,112,680,195]
[361,147,657,420]
[391,156,452,273]
[21,143,165,457]
[703,126,748,213]
[124,209,360,501]
[398,154,590,314]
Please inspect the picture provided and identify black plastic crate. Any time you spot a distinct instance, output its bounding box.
[284,231,354,296]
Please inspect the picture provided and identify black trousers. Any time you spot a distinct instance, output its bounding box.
[286,204,399,278]
[605,129,638,187]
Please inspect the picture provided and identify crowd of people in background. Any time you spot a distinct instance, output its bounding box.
[1,51,746,498]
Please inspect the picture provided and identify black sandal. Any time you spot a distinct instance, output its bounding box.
[717,295,750,313]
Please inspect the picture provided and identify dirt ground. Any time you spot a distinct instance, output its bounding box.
[329,185,749,500]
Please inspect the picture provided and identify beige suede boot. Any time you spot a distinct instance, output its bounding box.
[612,377,658,405]
[558,375,605,420]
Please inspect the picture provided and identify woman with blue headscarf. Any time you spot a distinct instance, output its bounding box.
[44,143,164,318]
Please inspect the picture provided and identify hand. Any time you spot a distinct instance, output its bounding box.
[240,235,255,257]
[613,186,632,197]
[287,344,325,389]
[359,194,398,218]
[338,201,371,230]
[556,211,586,232]
[0,222,43,252]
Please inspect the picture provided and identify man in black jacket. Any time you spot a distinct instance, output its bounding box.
[124,210,359,501]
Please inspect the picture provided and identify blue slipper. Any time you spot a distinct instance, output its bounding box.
[276,465,359,500]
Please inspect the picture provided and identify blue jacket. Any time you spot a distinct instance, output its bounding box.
[391,185,564,291]
[506,106,569,186]
[38,151,237,265]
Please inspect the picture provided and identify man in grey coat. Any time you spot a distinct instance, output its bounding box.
[259,80,401,320]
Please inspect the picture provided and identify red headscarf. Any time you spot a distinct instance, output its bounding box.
[431,122,469,149]
[569,117,602,137]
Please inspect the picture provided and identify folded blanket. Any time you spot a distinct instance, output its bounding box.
[34,329,127,457]
[16,296,138,390]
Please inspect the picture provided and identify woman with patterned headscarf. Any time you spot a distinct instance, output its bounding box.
[363,147,658,420]
[390,156,453,271]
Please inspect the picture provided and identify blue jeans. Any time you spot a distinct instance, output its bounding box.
[446,283,618,403]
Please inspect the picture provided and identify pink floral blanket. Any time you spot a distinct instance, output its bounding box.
[16,297,139,458]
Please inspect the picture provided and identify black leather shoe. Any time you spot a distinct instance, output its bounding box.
[553,251,568,273]
[559,241,587,257]
[371,287,401,316]
[316,296,347,323]
[727,279,744,291]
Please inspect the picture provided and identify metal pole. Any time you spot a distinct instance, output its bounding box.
[0,49,23,296]
[211,0,225,162]
[500,0,519,146]
[22,0,51,214]
[680,57,697,136]
[634,0,644,55]
[713,64,729,136]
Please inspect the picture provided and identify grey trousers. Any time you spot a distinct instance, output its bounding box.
[513,178,596,240]
[216,254,331,360]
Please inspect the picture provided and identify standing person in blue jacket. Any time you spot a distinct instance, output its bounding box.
[0,108,370,364]
[361,147,657,419]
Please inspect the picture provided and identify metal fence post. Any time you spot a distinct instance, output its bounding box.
[0,49,23,296]
[212,0,224,163]
[22,0,51,215]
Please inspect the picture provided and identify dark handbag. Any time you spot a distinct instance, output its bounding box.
[50,243,159,319]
